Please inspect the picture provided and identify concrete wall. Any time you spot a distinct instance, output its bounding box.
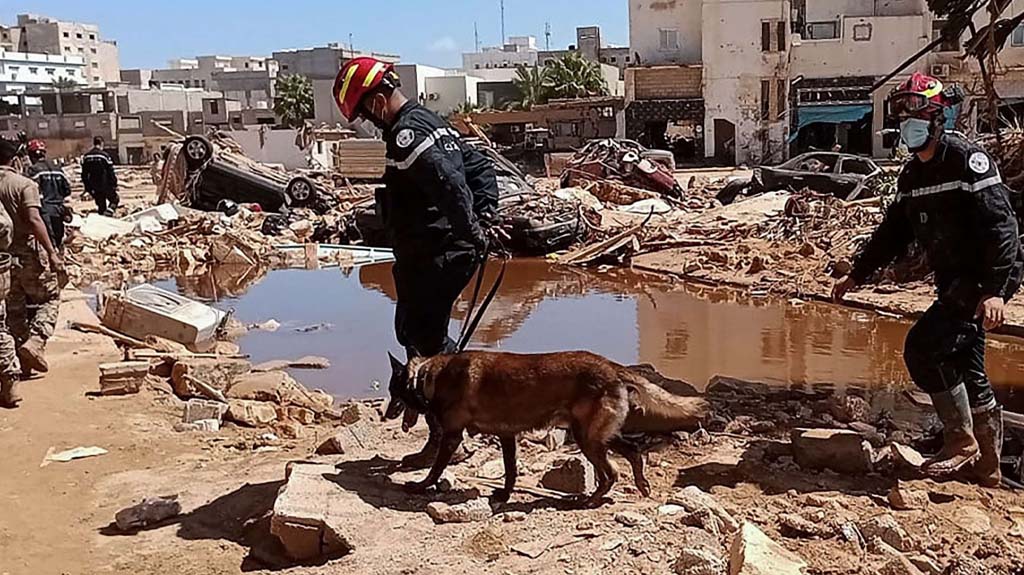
[212,69,275,110]
[395,64,447,104]
[424,75,480,115]
[805,0,923,21]
[702,0,791,165]
[464,47,537,70]
[0,50,86,89]
[629,0,703,65]
[120,68,152,88]
[792,15,929,78]
[124,89,217,114]
[274,46,400,81]
[231,128,309,169]
[626,65,703,101]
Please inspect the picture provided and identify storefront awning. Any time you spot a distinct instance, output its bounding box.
[789,104,872,143]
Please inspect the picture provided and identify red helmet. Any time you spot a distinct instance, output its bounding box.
[333,57,397,122]
[888,72,957,119]
[27,139,46,154]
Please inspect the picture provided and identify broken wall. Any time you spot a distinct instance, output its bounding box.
[629,0,703,65]
[230,128,310,170]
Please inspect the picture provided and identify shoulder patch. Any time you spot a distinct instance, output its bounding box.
[396,128,415,149]
[969,152,990,175]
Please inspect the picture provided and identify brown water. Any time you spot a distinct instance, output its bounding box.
[158,260,1024,407]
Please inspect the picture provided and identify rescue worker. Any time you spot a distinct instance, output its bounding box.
[81,136,119,216]
[24,140,72,248]
[833,73,1020,486]
[333,57,499,468]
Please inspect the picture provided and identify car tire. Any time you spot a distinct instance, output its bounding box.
[286,176,317,207]
[716,178,751,205]
[183,135,214,170]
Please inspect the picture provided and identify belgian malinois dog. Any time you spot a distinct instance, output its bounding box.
[385,350,667,508]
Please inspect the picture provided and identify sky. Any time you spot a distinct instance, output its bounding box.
[3,1,629,70]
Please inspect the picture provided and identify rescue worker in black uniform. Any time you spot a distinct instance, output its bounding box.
[333,57,499,468]
[23,140,71,248]
[81,136,119,216]
[834,73,1021,486]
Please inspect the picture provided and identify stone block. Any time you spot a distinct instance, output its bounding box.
[791,428,873,474]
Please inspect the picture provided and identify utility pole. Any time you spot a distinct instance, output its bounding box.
[500,0,506,44]
[349,33,355,58]
[545,22,551,50]
[475,22,480,52]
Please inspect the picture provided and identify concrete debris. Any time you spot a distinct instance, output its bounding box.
[890,443,926,470]
[501,511,527,523]
[706,376,769,396]
[426,498,493,524]
[791,428,873,474]
[879,556,926,575]
[673,526,727,575]
[539,455,596,494]
[728,521,807,575]
[827,394,871,424]
[173,419,221,433]
[477,459,507,481]
[859,514,913,552]
[172,357,253,397]
[80,213,136,241]
[287,407,316,425]
[114,495,181,531]
[97,361,151,395]
[182,398,227,424]
[667,486,740,535]
[314,418,381,456]
[252,356,331,372]
[956,506,992,535]
[778,510,836,538]
[614,511,650,527]
[887,482,930,511]
[271,463,356,562]
[908,555,943,575]
[225,399,278,427]
[333,402,377,427]
[942,555,999,575]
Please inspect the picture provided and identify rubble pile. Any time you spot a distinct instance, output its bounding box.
[559,139,683,198]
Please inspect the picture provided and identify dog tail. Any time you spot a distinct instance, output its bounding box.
[619,369,710,434]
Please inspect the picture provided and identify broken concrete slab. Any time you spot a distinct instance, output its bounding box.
[956,506,992,535]
[226,399,278,427]
[114,495,181,531]
[253,356,331,372]
[171,357,252,397]
[333,402,377,427]
[860,514,913,552]
[614,511,650,527]
[888,482,929,511]
[791,428,873,474]
[98,361,150,395]
[426,498,492,524]
[182,398,227,424]
[729,521,806,575]
[271,463,359,562]
[668,486,740,535]
[778,510,836,539]
[890,443,926,470]
[540,455,596,494]
[674,526,727,575]
[879,556,925,575]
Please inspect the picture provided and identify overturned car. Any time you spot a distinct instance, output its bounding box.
[717,152,882,205]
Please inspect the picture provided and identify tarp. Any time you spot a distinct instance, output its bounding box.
[789,104,873,143]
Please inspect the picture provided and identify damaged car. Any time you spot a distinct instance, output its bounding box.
[717,152,882,205]
[353,144,589,255]
[181,135,321,213]
[560,138,682,198]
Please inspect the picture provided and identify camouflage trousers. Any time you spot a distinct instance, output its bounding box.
[7,248,60,345]
[0,263,21,379]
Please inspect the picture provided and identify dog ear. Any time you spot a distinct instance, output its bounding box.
[388,352,405,376]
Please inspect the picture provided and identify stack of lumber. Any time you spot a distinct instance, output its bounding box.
[333,139,387,180]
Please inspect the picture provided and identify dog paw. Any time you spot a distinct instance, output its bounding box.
[491,488,511,503]
[403,480,431,494]
[637,480,652,498]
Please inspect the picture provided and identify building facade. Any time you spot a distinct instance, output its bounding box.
[0,50,85,92]
[272,44,400,80]
[538,26,633,79]
[463,36,539,70]
[11,14,120,86]
[123,54,280,111]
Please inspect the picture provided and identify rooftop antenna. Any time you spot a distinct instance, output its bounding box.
[545,21,551,50]
[475,21,480,52]
[500,0,506,44]
[348,33,355,58]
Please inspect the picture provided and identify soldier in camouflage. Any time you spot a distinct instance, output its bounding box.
[0,140,26,406]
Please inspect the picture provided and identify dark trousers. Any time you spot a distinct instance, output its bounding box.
[88,188,120,216]
[41,206,65,248]
[903,301,996,411]
[392,250,477,359]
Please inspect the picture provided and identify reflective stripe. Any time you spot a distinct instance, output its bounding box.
[31,171,68,181]
[335,65,359,106]
[363,62,386,87]
[901,174,1004,199]
[963,175,1001,192]
[385,127,461,171]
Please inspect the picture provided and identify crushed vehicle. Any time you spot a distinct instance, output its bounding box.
[180,135,321,213]
[353,144,590,255]
[560,138,682,198]
[717,152,882,205]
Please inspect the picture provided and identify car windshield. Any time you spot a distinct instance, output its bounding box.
[781,154,838,173]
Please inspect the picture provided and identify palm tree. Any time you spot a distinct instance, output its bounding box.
[544,52,609,100]
[273,74,314,128]
[52,76,78,91]
[512,64,549,109]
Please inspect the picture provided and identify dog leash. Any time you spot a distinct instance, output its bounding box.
[456,240,509,353]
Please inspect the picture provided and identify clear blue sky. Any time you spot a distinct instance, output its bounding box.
[4,1,629,69]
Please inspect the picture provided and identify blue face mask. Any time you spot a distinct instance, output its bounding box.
[900,118,932,151]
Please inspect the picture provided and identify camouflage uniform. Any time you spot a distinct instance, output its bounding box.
[0,167,24,405]
[7,243,60,344]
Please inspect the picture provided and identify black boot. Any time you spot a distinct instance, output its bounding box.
[973,405,1003,487]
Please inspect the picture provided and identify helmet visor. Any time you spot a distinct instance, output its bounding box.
[889,92,930,117]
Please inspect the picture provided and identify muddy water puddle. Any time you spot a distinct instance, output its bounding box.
[157,260,1024,407]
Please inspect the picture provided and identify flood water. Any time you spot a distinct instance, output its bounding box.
[157,260,1024,408]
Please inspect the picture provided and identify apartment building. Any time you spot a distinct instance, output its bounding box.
[628,0,1024,164]
[463,36,539,70]
[122,54,280,111]
[538,26,633,78]
[272,44,400,80]
[10,14,120,86]
[0,50,85,92]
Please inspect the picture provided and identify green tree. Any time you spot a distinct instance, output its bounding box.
[273,74,314,128]
[51,76,78,91]
[544,52,608,100]
[512,64,549,109]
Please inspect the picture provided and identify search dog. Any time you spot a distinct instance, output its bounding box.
[384,350,704,507]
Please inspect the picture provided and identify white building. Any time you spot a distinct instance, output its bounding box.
[11,14,119,86]
[463,36,539,70]
[0,50,85,92]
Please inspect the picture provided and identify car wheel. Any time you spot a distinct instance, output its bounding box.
[286,176,317,207]
[183,135,214,169]
[716,178,751,205]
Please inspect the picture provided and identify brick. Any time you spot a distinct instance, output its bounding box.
[98,361,150,395]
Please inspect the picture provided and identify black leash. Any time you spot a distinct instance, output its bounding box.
[456,241,509,352]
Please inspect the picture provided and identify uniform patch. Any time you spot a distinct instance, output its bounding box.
[396,128,415,149]
[969,152,990,175]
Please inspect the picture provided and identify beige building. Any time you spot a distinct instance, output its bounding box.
[628,0,1024,164]
[11,14,120,86]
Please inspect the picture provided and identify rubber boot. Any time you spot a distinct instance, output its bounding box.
[973,405,1003,487]
[0,375,21,408]
[17,336,48,374]
[923,384,980,476]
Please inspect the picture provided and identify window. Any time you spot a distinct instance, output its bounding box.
[777,21,787,52]
[64,46,70,52]
[93,75,100,81]
[761,79,771,119]
[776,79,786,119]
[474,64,480,69]
[281,64,289,71]
[78,47,84,53]
[659,28,679,51]
[46,68,55,75]
[853,23,872,41]
[120,117,141,129]
[625,55,631,62]
[840,158,876,176]
[91,47,97,54]
[1014,24,1024,47]
[600,56,607,63]
[63,31,69,38]
[806,21,839,40]
[28,67,37,74]
[763,20,788,52]
[932,20,961,52]
[76,32,83,39]
[89,34,95,40]
[762,22,772,51]
[610,56,617,63]
[209,100,220,115]
[92,62,99,68]
[0,120,8,131]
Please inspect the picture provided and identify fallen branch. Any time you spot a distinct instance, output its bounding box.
[183,374,228,404]
[70,322,148,348]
